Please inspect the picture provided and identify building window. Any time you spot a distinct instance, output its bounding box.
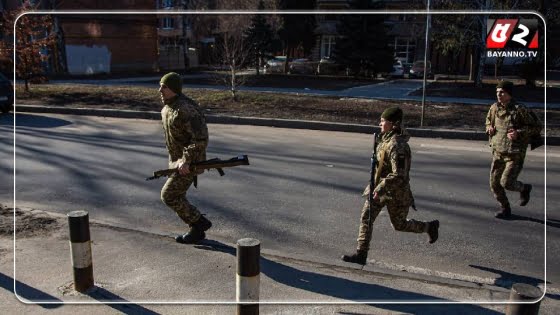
[392,37,416,64]
[321,35,335,58]
[162,17,175,29]
[162,0,174,8]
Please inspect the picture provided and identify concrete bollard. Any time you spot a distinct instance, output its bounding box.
[506,283,543,315]
[67,210,94,293]
[236,238,260,315]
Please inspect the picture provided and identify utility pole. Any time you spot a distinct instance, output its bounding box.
[420,0,431,127]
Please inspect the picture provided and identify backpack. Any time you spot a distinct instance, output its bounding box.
[489,103,543,150]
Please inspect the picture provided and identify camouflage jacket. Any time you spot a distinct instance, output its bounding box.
[363,129,414,207]
[161,94,208,168]
[485,99,541,154]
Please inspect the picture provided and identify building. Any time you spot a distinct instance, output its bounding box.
[313,0,427,68]
[1,0,159,75]
[156,0,192,71]
[54,0,159,75]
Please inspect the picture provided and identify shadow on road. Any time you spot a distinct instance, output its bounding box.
[0,113,72,128]
[469,264,548,289]
[0,272,62,308]
[195,240,501,314]
[506,214,560,229]
[87,286,160,315]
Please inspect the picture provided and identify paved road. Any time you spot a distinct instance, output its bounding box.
[1,113,557,292]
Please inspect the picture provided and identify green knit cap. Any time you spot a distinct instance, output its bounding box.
[160,72,182,95]
[381,106,403,123]
[496,80,513,95]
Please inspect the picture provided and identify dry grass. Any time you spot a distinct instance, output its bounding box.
[16,84,559,135]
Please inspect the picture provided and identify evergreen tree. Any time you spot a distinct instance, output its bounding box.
[332,0,394,77]
[278,0,316,73]
[244,0,276,75]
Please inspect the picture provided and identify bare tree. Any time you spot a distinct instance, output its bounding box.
[213,1,255,100]
[217,32,251,100]
[0,1,56,91]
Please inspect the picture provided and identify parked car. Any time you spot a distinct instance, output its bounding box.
[0,73,14,114]
[409,60,433,79]
[386,60,405,78]
[316,57,342,75]
[263,56,287,74]
[288,58,315,75]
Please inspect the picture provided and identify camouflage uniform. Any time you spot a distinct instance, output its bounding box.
[160,94,209,225]
[356,129,427,251]
[485,100,540,208]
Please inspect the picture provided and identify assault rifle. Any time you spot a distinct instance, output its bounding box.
[146,155,250,181]
[368,133,378,226]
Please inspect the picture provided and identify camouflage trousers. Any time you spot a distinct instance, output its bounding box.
[490,151,526,208]
[161,174,201,226]
[357,198,427,251]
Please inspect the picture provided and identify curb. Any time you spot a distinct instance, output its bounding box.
[13,104,560,145]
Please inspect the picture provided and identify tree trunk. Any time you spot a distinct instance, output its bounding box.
[230,64,237,100]
[255,52,260,76]
[469,52,474,81]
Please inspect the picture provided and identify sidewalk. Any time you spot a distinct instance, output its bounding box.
[1,207,558,314]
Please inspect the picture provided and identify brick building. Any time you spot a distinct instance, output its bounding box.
[54,0,158,75]
[1,0,158,75]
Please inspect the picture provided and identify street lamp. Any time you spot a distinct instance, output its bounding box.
[421,0,431,127]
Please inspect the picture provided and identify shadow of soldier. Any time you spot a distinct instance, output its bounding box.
[86,286,160,315]
[469,264,548,289]
[0,272,62,309]
[504,214,560,229]
[194,240,502,314]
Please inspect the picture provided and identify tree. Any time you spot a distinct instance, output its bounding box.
[432,0,550,87]
[214,1,254,100]
[332,0,394,77]
[278,0,316,73]
[216,31,251,100]
[0,1,56,91]
[244,0,277,75]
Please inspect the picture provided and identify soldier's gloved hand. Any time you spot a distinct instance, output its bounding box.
[507,128,519,140]
[372,191,380,201]
[487,126,496,136]
[177,161,191,176]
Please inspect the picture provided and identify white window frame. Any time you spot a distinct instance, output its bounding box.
[321,35,336,58]
[392,37,415,64]
[162,17,175,30]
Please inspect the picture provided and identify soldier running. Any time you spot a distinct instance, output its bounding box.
[341,107,440,265]
[158,72,212,244]
[486,81,542,219]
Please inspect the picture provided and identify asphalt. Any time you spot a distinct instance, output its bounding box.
[3,78,558,313]
[13,104,560,145]
[1,207,559,314]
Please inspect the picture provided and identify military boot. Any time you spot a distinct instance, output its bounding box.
[427,220,439,244]
[519,184,532,206]
[195,215,212,232]
[341,249,368,265]
[175,215,212,244]
[175,227,205,244]
[495,205,512,219]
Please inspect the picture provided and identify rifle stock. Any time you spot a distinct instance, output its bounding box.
[146,155,250,180]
